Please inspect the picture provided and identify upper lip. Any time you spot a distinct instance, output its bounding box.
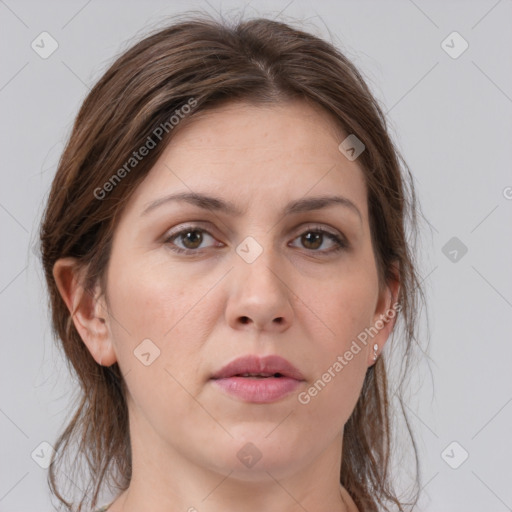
[211,354,305,380]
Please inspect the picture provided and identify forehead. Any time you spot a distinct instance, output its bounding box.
[125,99,368,221]
[168,99,345,159]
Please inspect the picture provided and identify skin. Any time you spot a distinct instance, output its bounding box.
[54,99,399,512]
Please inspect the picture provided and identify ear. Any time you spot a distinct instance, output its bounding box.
[52,257,117,367]
[368,263,401,366]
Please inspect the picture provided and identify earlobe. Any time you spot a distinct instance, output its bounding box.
[369,268,401,366]
[52,257,117,367]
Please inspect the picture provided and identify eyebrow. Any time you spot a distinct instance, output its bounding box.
[141,191,362,223]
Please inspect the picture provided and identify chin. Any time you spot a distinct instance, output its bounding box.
[200,431,309,481]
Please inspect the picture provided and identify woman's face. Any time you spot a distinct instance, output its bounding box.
[92,100,396,482]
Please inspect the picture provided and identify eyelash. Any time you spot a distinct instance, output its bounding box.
[163,224,348,255]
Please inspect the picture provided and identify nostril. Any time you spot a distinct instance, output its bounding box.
[240,316,250,324]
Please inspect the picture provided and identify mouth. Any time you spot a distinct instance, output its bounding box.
[232,372,285,378]
[210,355,305,403]
[211,354,305,380]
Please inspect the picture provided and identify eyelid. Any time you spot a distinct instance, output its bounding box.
[294,222,342,238]
[290,223,349,251]
[162,222,222,248]
[163,222,349,253]
[164,221,344,238]
[292,221,349,241]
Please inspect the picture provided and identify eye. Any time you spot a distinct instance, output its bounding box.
[163,226,221,254]
[289,227,348,254]
[163,224,348,255]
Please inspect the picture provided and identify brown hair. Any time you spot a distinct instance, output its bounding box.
[40,11,428,512]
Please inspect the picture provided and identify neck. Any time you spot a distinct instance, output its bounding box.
[108,409,356,512]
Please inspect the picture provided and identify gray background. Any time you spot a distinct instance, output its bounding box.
[1,0,511,510]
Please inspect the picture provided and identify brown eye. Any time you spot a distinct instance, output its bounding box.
[290,228,348,254]
[180,230,203,249]
[301,231,322,250]
[164,226,220,254]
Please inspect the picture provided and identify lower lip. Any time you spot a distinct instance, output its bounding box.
[211,376,302,403]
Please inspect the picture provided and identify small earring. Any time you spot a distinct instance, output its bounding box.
[373,343,379,362]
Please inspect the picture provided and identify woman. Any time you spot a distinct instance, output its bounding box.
[40,12,426,512]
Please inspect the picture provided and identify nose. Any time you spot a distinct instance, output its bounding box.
[225,245,294,333]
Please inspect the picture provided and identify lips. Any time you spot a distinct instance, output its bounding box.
[210,355,305,403]
[211,354,305,381]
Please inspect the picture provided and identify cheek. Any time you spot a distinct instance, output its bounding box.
[107,256,212,339]
[295,288,372,430]
[105,260,222,432]
[292,267,377,418]
[301,266,378,350]
[297,358,367,442]
[105,257,225,387]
